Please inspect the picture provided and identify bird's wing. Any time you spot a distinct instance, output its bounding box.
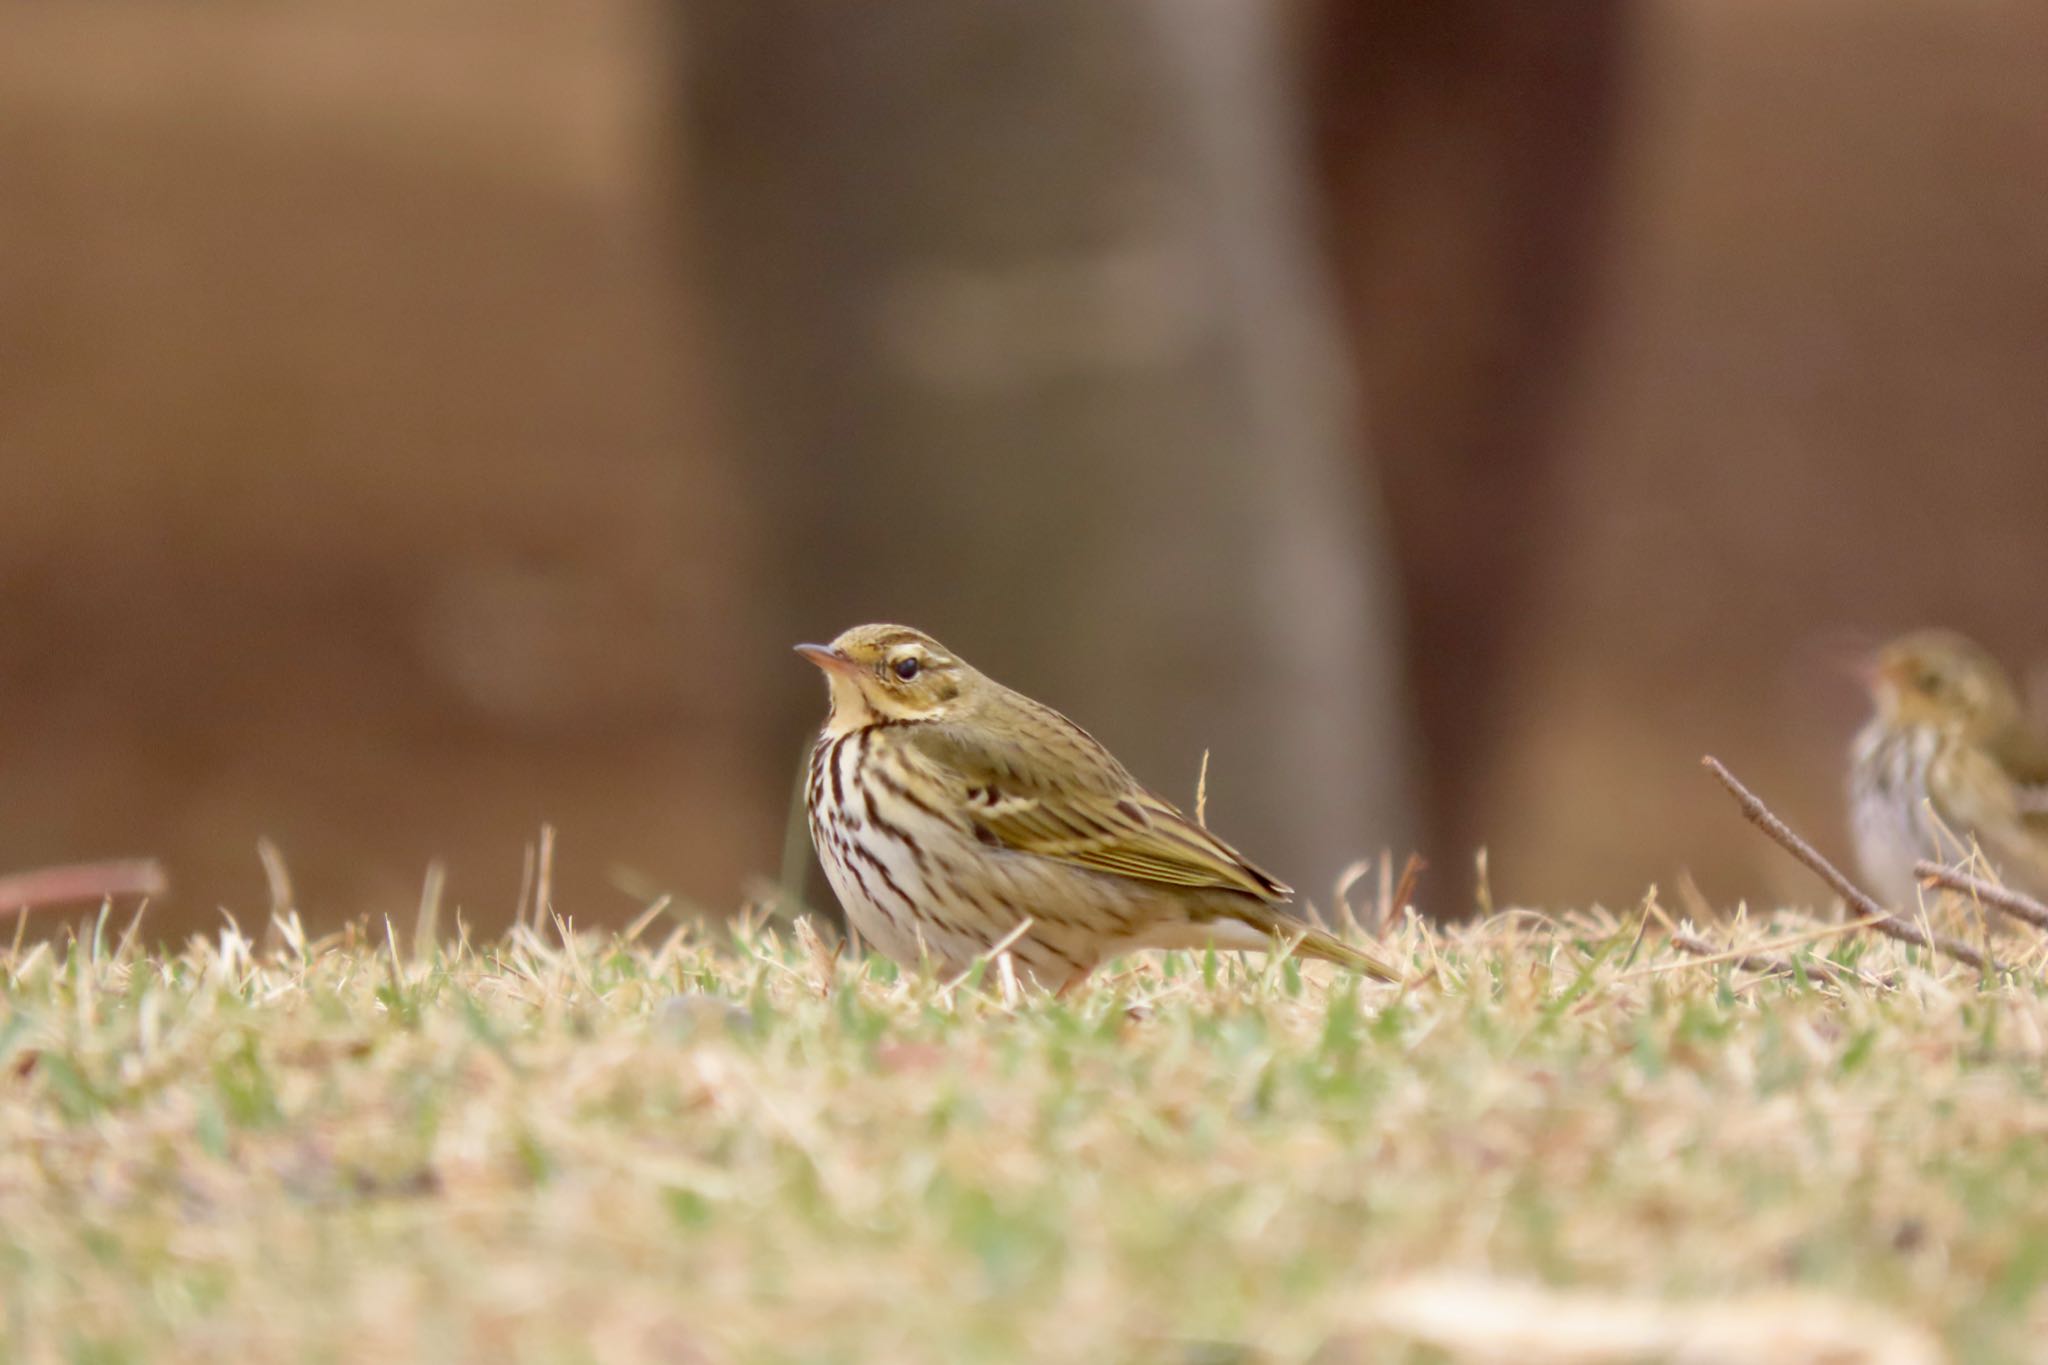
[2020,787,2048,840]
[1989,727,2048,838]
[1935,744,2048,890]
[905,720,1291,900]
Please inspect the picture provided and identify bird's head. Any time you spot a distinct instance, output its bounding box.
[1864,630,2023,742]
[797,624,976,732]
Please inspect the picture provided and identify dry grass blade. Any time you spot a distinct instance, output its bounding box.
[1916,859,2048,933]
[1372,851,1392,935]
[1333,859,1371,939]
[0,859,166,916]
[1703,756,1997,974]
[532,823,557,933]
[1359,1273,1943,1365]
[939,916,1035,993]
[257,840,294,917]
[1388,852,1426,925]
[0,890,2039,1359]
[413,861,446,964]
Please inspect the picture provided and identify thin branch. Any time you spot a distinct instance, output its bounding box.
[1702,756,1997,974]
[1915,860,2048,934]
[1662,926,1859,986]
[1671,930,1797,980]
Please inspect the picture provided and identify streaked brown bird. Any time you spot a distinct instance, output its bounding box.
[1848,630,2048,904]
[798,624,1401,991]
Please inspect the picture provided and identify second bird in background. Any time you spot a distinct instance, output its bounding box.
[1848,630,2048,905]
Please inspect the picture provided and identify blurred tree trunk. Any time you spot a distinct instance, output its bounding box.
[1312,0,1632,905]
[682,1,1413,898]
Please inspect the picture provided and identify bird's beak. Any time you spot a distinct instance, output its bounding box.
[1847,647,1902,694]
[795,643,859,675]
[1817,633,1885,691]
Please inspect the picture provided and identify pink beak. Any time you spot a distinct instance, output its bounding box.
[795,643,860,676]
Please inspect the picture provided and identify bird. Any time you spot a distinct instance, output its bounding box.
[797,623,1401,991]
[1847,630,2048,905]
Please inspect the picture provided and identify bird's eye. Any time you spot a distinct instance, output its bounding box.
[1916,669,1944,695]
[893,656,921,681]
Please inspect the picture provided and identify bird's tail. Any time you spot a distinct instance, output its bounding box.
[1221,899,1403,983]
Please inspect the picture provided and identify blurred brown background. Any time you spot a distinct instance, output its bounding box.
[2,0,2043,938]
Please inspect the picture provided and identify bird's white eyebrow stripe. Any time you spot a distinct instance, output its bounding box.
[888,646,953,667]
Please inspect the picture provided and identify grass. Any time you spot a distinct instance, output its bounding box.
[2,893,2045,1363]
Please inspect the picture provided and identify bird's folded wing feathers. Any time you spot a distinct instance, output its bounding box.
[2020,786,2048,841]
[1995,726,2048,828]
[907,723,1291,900]
[1940,745,2048,887]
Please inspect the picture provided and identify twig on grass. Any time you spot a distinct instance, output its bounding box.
[1702,756,1997,974]
[1915,861,2048,933]
[1664,926,1860,987]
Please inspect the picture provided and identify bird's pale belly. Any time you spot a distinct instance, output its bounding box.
[805,729,1225,984]
[1848,725,1940,907]
[1850,790,1931,907]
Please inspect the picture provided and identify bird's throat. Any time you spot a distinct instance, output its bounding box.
[821,674,881,738]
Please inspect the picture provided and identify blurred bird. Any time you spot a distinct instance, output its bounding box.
[1848,630,2048,904]
[798,624,1401,991]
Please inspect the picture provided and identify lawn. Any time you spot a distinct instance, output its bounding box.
[1,887,2041,1363]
